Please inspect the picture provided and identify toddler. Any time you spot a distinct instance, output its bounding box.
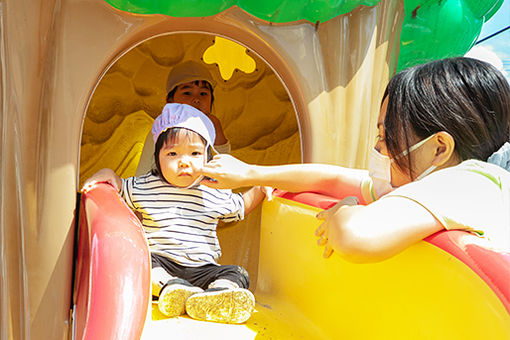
[83,103,266,324]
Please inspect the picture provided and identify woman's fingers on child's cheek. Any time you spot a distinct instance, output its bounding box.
[196,165,210,175]
[203,161,218,168]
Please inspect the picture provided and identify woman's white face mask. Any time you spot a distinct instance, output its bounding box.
[368,134,436,197]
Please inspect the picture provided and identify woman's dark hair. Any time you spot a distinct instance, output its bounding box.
[383,57,510,179]
[152,127,213,183]
[166,80,215,106]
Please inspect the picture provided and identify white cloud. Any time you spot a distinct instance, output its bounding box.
[465,45,509,79]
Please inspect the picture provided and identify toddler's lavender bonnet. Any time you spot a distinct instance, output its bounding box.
[151,103,216,148]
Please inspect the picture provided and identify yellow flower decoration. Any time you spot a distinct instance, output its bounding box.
[203,36,256,81]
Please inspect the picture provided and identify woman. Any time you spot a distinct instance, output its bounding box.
[197,57,510,262]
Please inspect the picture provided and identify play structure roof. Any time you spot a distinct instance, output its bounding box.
[104,0,504,71]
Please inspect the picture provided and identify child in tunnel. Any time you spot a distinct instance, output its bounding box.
[136,60,230,176]
[83,103,268,324]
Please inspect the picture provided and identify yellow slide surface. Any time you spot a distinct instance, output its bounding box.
[142,196,510,339]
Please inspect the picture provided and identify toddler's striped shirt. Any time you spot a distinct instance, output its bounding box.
[120,173,245,267]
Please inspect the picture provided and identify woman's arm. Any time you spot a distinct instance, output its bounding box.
[82,168,122,192]
[316,196,444,263]
[199,154,369,201]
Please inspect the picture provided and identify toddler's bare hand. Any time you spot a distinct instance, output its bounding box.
[261,186,274,201]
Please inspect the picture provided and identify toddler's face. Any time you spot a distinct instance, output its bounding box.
[158,132,207,187]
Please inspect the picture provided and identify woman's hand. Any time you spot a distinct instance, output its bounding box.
[198,154,255,189]
[315,195,444,263]
[315,196,359,258]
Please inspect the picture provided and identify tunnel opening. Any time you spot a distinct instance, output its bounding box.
[78,32,303,288]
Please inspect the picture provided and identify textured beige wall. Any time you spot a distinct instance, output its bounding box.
[0,0,402,338]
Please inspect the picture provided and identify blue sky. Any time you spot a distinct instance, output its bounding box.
[472,0,510,81]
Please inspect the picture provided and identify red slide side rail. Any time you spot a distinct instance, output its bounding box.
[74,183,150,340]
[425,231,510,314]
[275,190,510,315]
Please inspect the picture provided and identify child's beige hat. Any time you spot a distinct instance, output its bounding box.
[166,60,216,94]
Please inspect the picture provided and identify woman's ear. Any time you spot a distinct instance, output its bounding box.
[432,131,456,166]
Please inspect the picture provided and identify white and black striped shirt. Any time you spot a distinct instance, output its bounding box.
[120,173,245,267]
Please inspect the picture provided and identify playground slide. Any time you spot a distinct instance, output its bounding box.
[74,184,510,339]
[73,183,151,340]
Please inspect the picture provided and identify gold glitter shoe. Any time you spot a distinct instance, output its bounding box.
[185,287,255,324]
[157,279,203,317]
[152,280,163,299]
